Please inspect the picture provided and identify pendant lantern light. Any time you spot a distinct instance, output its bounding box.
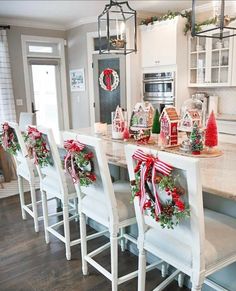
[98,0,137,55]
[191,0,236,39]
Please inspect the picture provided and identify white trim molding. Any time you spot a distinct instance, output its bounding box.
[0,17,65,31]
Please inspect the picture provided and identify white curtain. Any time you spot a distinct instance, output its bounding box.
[0,29,16,124]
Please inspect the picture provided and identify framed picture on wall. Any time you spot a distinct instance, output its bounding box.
[70,69,85,92]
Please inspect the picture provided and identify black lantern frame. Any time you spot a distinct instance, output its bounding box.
[98,0,137,55]
[191,0,236,39]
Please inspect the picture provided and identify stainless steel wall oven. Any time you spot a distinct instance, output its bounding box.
[143,71,175,113]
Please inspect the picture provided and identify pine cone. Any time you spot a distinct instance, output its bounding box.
[163,205,174,217]
[130,180,136,186]
[155,175,162,183]
[176,185,185,195]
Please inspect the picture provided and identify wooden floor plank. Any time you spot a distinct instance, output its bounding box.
[0,192,190,291]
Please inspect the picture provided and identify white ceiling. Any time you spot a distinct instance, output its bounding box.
[0,1,197,30]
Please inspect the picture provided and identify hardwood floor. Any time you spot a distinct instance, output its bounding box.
[0,192,190,291]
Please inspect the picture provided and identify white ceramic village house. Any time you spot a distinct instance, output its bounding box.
[179,109,201,132]
[112,105,125,139]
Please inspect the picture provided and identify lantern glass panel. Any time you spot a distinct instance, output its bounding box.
[98,1,136,54]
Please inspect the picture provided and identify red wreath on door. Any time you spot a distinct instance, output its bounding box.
[99,68,119,91]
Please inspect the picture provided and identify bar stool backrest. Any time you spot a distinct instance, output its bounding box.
[34,126,69,200]
[125,144,205,274]
[7,121,34,181]
[63,131,118,226]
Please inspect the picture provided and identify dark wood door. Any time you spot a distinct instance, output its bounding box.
[93,54,126,124]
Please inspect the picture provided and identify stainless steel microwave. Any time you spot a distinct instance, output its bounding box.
[143,72,175,103]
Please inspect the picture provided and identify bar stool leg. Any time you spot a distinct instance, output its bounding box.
[110,230,118,291]
[191,274,204,291]
[161,263,169,277]
[41,190,50,243]
[74,198,79,222]
[63,201,71,260]
[80,212,88,275]
[138,248,146,291]
[30,183,39,233]
[18,175,26,220]
[178,272,185,287]
[120,227,126,252]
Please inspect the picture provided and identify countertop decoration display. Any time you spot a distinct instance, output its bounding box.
[179,110,201,132]
[129,102,154,143]
[112,105,125,140]
[64,139,96,186]
[99,68,119,92]
[24,127,51,167]
[205,110,218,149]
[160,106,179,147]
[130,149,190,229]
[179,98,204,153]
[0,122,20,155]
[140,10,236,36]
[190,123,203,155]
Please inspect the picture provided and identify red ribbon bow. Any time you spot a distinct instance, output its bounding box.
[64,139,85,183]
[28,126,42,139]
[103,68,113,91]
[132,149,173,215]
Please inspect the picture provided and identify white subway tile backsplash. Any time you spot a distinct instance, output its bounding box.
[190,87,236,115]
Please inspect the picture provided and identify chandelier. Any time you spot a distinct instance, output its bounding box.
[98,0,137,55]
[191,0,236,39]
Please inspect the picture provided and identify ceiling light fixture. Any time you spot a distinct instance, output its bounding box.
[98,0,137,55]
[191,0,236,39]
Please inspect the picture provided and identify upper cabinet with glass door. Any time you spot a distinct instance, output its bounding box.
[188,27,234,87]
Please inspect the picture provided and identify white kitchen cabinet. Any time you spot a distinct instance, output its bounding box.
[217,119,236,135]
[188,27,234,87]
[140,18,178,68]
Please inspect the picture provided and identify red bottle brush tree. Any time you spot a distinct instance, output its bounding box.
[205,111,218,148]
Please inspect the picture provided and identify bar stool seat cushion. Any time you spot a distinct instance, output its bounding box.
[41,172,76,198]
[81,181,135,225]
[144,208,236,270]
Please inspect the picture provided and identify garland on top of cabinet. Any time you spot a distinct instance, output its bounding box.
[140,10,236,36]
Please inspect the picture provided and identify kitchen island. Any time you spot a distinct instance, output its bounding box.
[68,127,236,290]
[71,127,236,202]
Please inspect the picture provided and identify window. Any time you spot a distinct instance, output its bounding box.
[28,45,53,53]
[26,41,59,57]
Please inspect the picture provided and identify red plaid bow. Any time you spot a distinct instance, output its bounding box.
[132,149,173,215]
[64,139,85,183]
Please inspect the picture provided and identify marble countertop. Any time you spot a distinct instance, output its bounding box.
[70,128,236,201]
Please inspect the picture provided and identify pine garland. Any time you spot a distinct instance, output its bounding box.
[140,10,236,36]
[64,140,96,187]
[24,127,52,167]
[0,123,20,155]
[130,165,190,229]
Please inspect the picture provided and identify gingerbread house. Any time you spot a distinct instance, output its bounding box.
[179,109,201,132]
[130,102,154,130]
[129,102,154,142]
[160,106,179,146]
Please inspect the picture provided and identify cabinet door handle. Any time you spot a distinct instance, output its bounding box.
[155,60,160,64]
